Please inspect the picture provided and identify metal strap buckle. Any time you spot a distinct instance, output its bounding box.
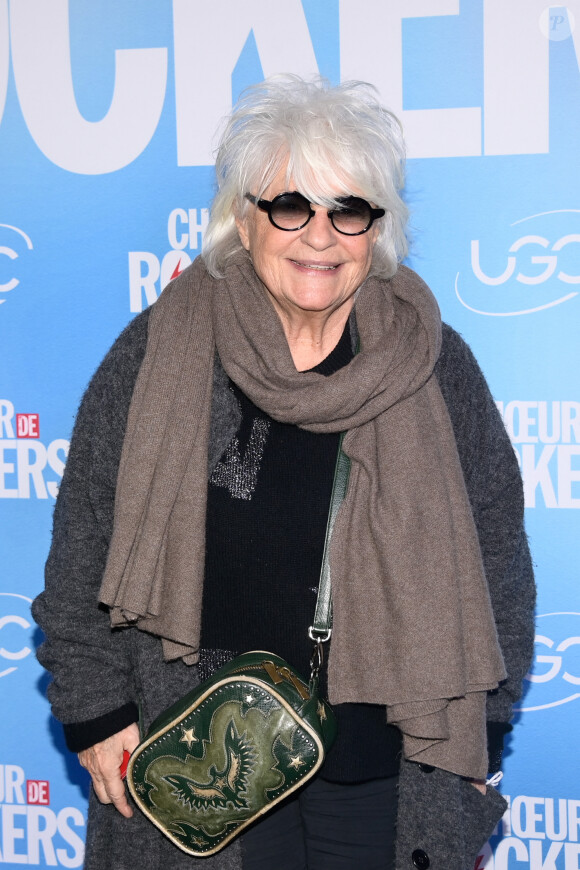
[308,626,332,643]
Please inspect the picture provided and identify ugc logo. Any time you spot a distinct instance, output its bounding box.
[0,592,34,679]
[0,224,34,309]
[516,612,580,712]
[455,209,580,316]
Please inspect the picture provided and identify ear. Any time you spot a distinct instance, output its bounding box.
[235,214,251,251]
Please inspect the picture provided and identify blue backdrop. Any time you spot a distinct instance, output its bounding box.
[1,2,579,867]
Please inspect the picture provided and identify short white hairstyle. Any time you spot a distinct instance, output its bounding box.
[202,75,408,279]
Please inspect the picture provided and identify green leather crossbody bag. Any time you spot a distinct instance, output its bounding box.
[126,439,350,857]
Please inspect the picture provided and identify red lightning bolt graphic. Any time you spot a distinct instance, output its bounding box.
[170,260,184,281]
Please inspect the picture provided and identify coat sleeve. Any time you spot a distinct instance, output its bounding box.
[396,325,535,870]
[436,324,535,729]
[32,310,151,750]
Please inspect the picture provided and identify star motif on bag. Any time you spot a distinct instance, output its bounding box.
[179,726,199,749]
[289,755,305,770]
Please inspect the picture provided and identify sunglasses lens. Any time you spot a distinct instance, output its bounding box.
[331,198,372,234]
[259,192,378,234]
[270,193,311,230]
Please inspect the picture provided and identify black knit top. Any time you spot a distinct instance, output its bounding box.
[200,323,402,782]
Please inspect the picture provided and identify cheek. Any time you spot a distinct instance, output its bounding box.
[243,219,273,262]
[250,247,280,287]
[246,226,285,275]
[361,226,379,259]
[350,238,375,273]
[363,235,377,268]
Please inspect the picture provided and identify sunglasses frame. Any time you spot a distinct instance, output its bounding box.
[245,192,385,236]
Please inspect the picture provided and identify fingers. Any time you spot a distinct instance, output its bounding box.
[103,771,134,819]
[78,723,141,818]
[123,722,141,754]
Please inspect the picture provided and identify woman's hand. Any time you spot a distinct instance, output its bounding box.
[78,722,140,818]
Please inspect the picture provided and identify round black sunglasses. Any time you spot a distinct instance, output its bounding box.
[245,192,385,236]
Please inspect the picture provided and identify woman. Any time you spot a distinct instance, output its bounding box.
[33,76,535,870]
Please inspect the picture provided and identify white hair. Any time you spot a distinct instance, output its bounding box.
[202,75,408,279]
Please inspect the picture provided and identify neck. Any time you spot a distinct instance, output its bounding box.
[276,303,354,371]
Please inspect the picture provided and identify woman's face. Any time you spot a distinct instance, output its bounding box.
[236,163,379,324]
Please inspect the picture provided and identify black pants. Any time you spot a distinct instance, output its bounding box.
[241,776,398,870]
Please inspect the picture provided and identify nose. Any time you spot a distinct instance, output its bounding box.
[300,206,337,250]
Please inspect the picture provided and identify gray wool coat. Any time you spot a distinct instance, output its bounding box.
[33,301,535,870]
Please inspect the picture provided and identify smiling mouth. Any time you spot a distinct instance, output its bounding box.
[291,260,339,271]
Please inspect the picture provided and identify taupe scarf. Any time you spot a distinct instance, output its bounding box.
[100,254,505,778]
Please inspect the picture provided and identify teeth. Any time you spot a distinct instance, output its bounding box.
[297,262,337,270]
